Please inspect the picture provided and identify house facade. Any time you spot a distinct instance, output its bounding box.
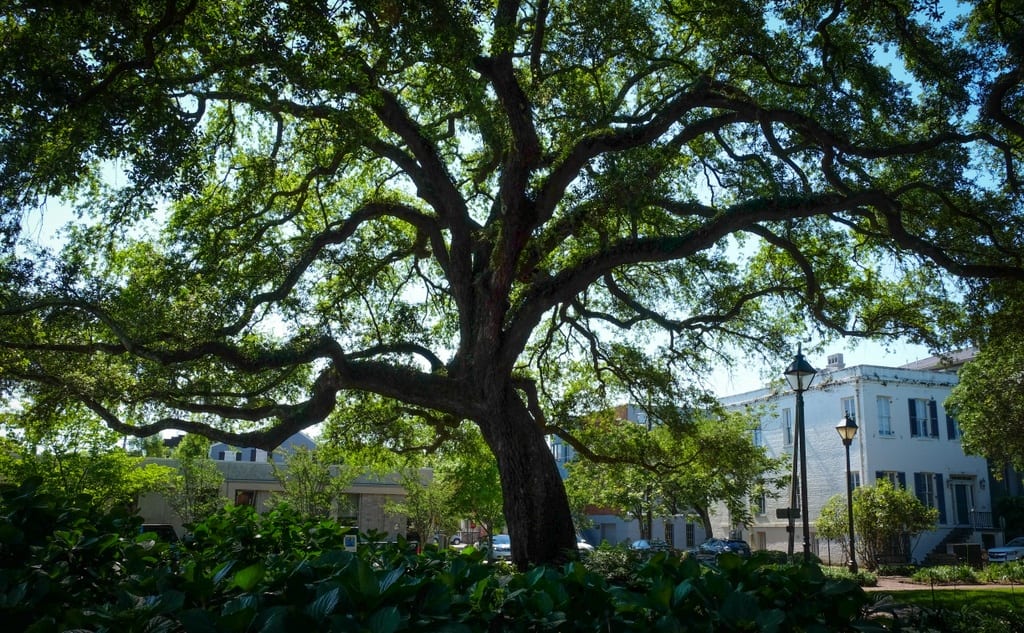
[139,432,417,539]
[716,352,998,565]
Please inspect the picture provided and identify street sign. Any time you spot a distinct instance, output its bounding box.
[776,508,801,519]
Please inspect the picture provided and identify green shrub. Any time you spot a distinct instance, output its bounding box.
[821,565,878,587]
[978,560,1024,584]
[875,563,919,577]
[1,480,878,632]
[912,564,980,584]
[885,604,1024,633]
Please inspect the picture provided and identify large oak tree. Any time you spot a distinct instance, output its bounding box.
[2,1,1024,566]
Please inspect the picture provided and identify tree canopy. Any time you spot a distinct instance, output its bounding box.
[564,406,785,540]
[3,0,1024,566]
[945,336,1024,470]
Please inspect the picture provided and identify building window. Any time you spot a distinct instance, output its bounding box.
[877,396,893,436]
[782,408,792,446]
[752,424,763,447]
[235,451,242,461]
[876,470,906,489]
[914,472,947,523]
[235,490,256,506]
[908,398,939,438]
[754,531,767,551]
[249,448,257,462]
[752,493,767,515]
[841,397,856,421]
[685,522,695,548]
[217,450,225,460]
[851,472,861,489]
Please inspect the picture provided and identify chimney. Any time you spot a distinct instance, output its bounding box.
[826,353,845,370]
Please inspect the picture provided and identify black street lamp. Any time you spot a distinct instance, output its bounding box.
[784,345,817,563]
[835,412,859,573]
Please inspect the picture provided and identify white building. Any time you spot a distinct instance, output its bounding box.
[207,431,316,464]
[716,352,997,565]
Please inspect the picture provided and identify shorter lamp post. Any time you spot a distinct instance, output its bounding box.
[835,412,859,573]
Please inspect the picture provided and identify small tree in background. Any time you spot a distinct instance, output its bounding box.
[0,409,174,511]
[564,407,785,541]
[268,446,355,520]
[163,455,225,526]
[817,480,937,570]
[386,469,459,545]
[436,428,505,545]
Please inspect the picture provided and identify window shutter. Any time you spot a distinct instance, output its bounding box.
[897,472,906,489]
[946,415,956,440]
[928,399,939,437]
[935,474,947,524]
[908,400,919,436]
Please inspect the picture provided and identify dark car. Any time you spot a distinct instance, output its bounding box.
[140,523,180,543]
[697,537,751,560]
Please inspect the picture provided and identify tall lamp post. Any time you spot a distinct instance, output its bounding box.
[784,345,817,563]
[835,412,859,573]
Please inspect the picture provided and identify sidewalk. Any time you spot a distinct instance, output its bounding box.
[866,576,1022,591]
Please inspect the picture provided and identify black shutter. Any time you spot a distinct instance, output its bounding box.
[908,400,919,436]
[936,474,947,524]
[946,415,956,440]
[897,472,907,489]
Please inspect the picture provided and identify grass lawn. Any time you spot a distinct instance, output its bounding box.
[871,587,1023,609]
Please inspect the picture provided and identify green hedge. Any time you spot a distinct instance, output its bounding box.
[1,479,875,632]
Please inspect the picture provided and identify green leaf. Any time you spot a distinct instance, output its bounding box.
[232,562,265,591]
[253,606,291,633]
[367,605,401,633]
[306,586,340,621]
[378,564,405,594]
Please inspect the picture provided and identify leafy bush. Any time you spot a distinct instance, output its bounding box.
[821,565,878,587]
[875,563,919,577]
[1,480,878,632]
[912,564,980,584]
[978,560,1024,584]
[882,603,1024,633]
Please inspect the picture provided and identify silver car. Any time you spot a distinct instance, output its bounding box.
[987,536,1024,563]
[485,534,512,559]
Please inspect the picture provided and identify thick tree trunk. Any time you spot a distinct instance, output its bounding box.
[478,395,577,569]
[695,506,713,539]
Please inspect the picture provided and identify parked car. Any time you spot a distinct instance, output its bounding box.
[697,538,751,560]
[577,537,595,553]
[482,533,512,559]
[139,524,179,543]
[987,536,1024,563]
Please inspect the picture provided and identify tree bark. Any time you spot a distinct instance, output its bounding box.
[695,506,713,540]
[478,394,576,569]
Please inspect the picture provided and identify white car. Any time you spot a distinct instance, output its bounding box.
[577,538,595,553]
[987,536,1024,563]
